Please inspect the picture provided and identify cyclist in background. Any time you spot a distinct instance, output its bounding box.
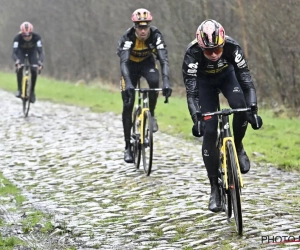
[12,21,44,103]
[117,8,172,163]
[182,19,262,212]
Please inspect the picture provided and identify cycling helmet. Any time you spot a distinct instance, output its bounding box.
[131,8,153,25]
[196,19,225,49]
[20,22,33,36]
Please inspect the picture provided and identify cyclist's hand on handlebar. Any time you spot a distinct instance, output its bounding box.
[125,83,135,102]
[250,103,258,113]
[38,61,43,71]
[248,114,263,130]
[248,104,263,130]
[15,60,22,69]
[162,82,172,98]
[192,120,205,137]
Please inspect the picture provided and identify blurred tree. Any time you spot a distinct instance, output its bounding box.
[0,0,299,111]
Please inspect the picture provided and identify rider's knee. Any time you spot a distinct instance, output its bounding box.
[30,66,38,76]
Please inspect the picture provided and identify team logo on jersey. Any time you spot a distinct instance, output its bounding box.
[123,41,133,50]
[234,50,246,68]
[156,37,162,45]
[233,87,241,92]
[188,62,198,69]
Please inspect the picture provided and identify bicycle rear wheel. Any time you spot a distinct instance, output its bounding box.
[226,141,243,235]
[131,106,141,169]
[141,110,153,176]
[22,78,31,117]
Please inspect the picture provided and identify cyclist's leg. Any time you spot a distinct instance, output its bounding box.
[219,68,250,173]
[28,50,38,103]
[198,76,221,212]
[140,57,159,131]
[15,51,25,97]
[120,64,139,163]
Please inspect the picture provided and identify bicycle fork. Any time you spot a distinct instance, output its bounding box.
[221,138,244,190]
[220,115,244,190]
[137,108,149,144]
[22,76,28,98]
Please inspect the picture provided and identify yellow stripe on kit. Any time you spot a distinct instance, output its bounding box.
[120,77,126,91]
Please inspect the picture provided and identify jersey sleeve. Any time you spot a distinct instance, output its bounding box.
[12,35,20,61]
[154,30,169,83]
[35,34,44,62]
[229,44,257,105]
[182,43,200,122]
[117,33,133,87]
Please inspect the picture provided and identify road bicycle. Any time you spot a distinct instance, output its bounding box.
[197,103,256,235]
[18,54,32,117]
[130,79,168,176]
[17,54,41,117]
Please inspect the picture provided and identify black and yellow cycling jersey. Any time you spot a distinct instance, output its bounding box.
[182,35,256,122]
[129,38,155,62]
[12,32,44,63]
[117,26,167,62]
[117,26,169,88]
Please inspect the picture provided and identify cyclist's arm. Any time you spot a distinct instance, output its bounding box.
[117,36,133,87]
[12,36,19,62]
[154,31,169,83]
[36,34,44,64]
[182,45,200,123]
[226,38,257,106]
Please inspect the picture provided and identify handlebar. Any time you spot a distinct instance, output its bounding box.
[196,107,261,129]
[198,107,251,118]
[15,64,42,74]
[134,88,169,103]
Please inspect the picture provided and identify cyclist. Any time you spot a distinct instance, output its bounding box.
[12,21,44,103]
[117,8,172,163]
[182,19,262,212]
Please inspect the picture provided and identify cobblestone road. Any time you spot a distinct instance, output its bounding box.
[0,90,299,250]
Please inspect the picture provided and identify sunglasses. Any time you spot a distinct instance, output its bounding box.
[22,33,32,37]
[202,47,223,56]
[135,25,150,29]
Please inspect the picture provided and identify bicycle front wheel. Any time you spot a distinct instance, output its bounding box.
[226,141,243,235]
[131,106,141,169]
[219,167,232,219]
[141,110,153,176]
[22,78,31,117]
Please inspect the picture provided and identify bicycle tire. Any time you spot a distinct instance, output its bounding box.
[217,136,232,219]
[131,106,141,169]
[141,110,153,176]
[226,141,243,235]
[219,166,232,219]
[22,78,31,117]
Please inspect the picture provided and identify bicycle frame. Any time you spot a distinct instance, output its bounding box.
[201,107,251,190]
[21,54,30,98]
[135,88,162,144]
[219,115,244,190]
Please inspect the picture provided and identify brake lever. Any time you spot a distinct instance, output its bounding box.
[164,96,169,104]
[253,113,259,128]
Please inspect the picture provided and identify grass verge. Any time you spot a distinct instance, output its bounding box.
[0,173,71,249]
[0,72,299,171]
